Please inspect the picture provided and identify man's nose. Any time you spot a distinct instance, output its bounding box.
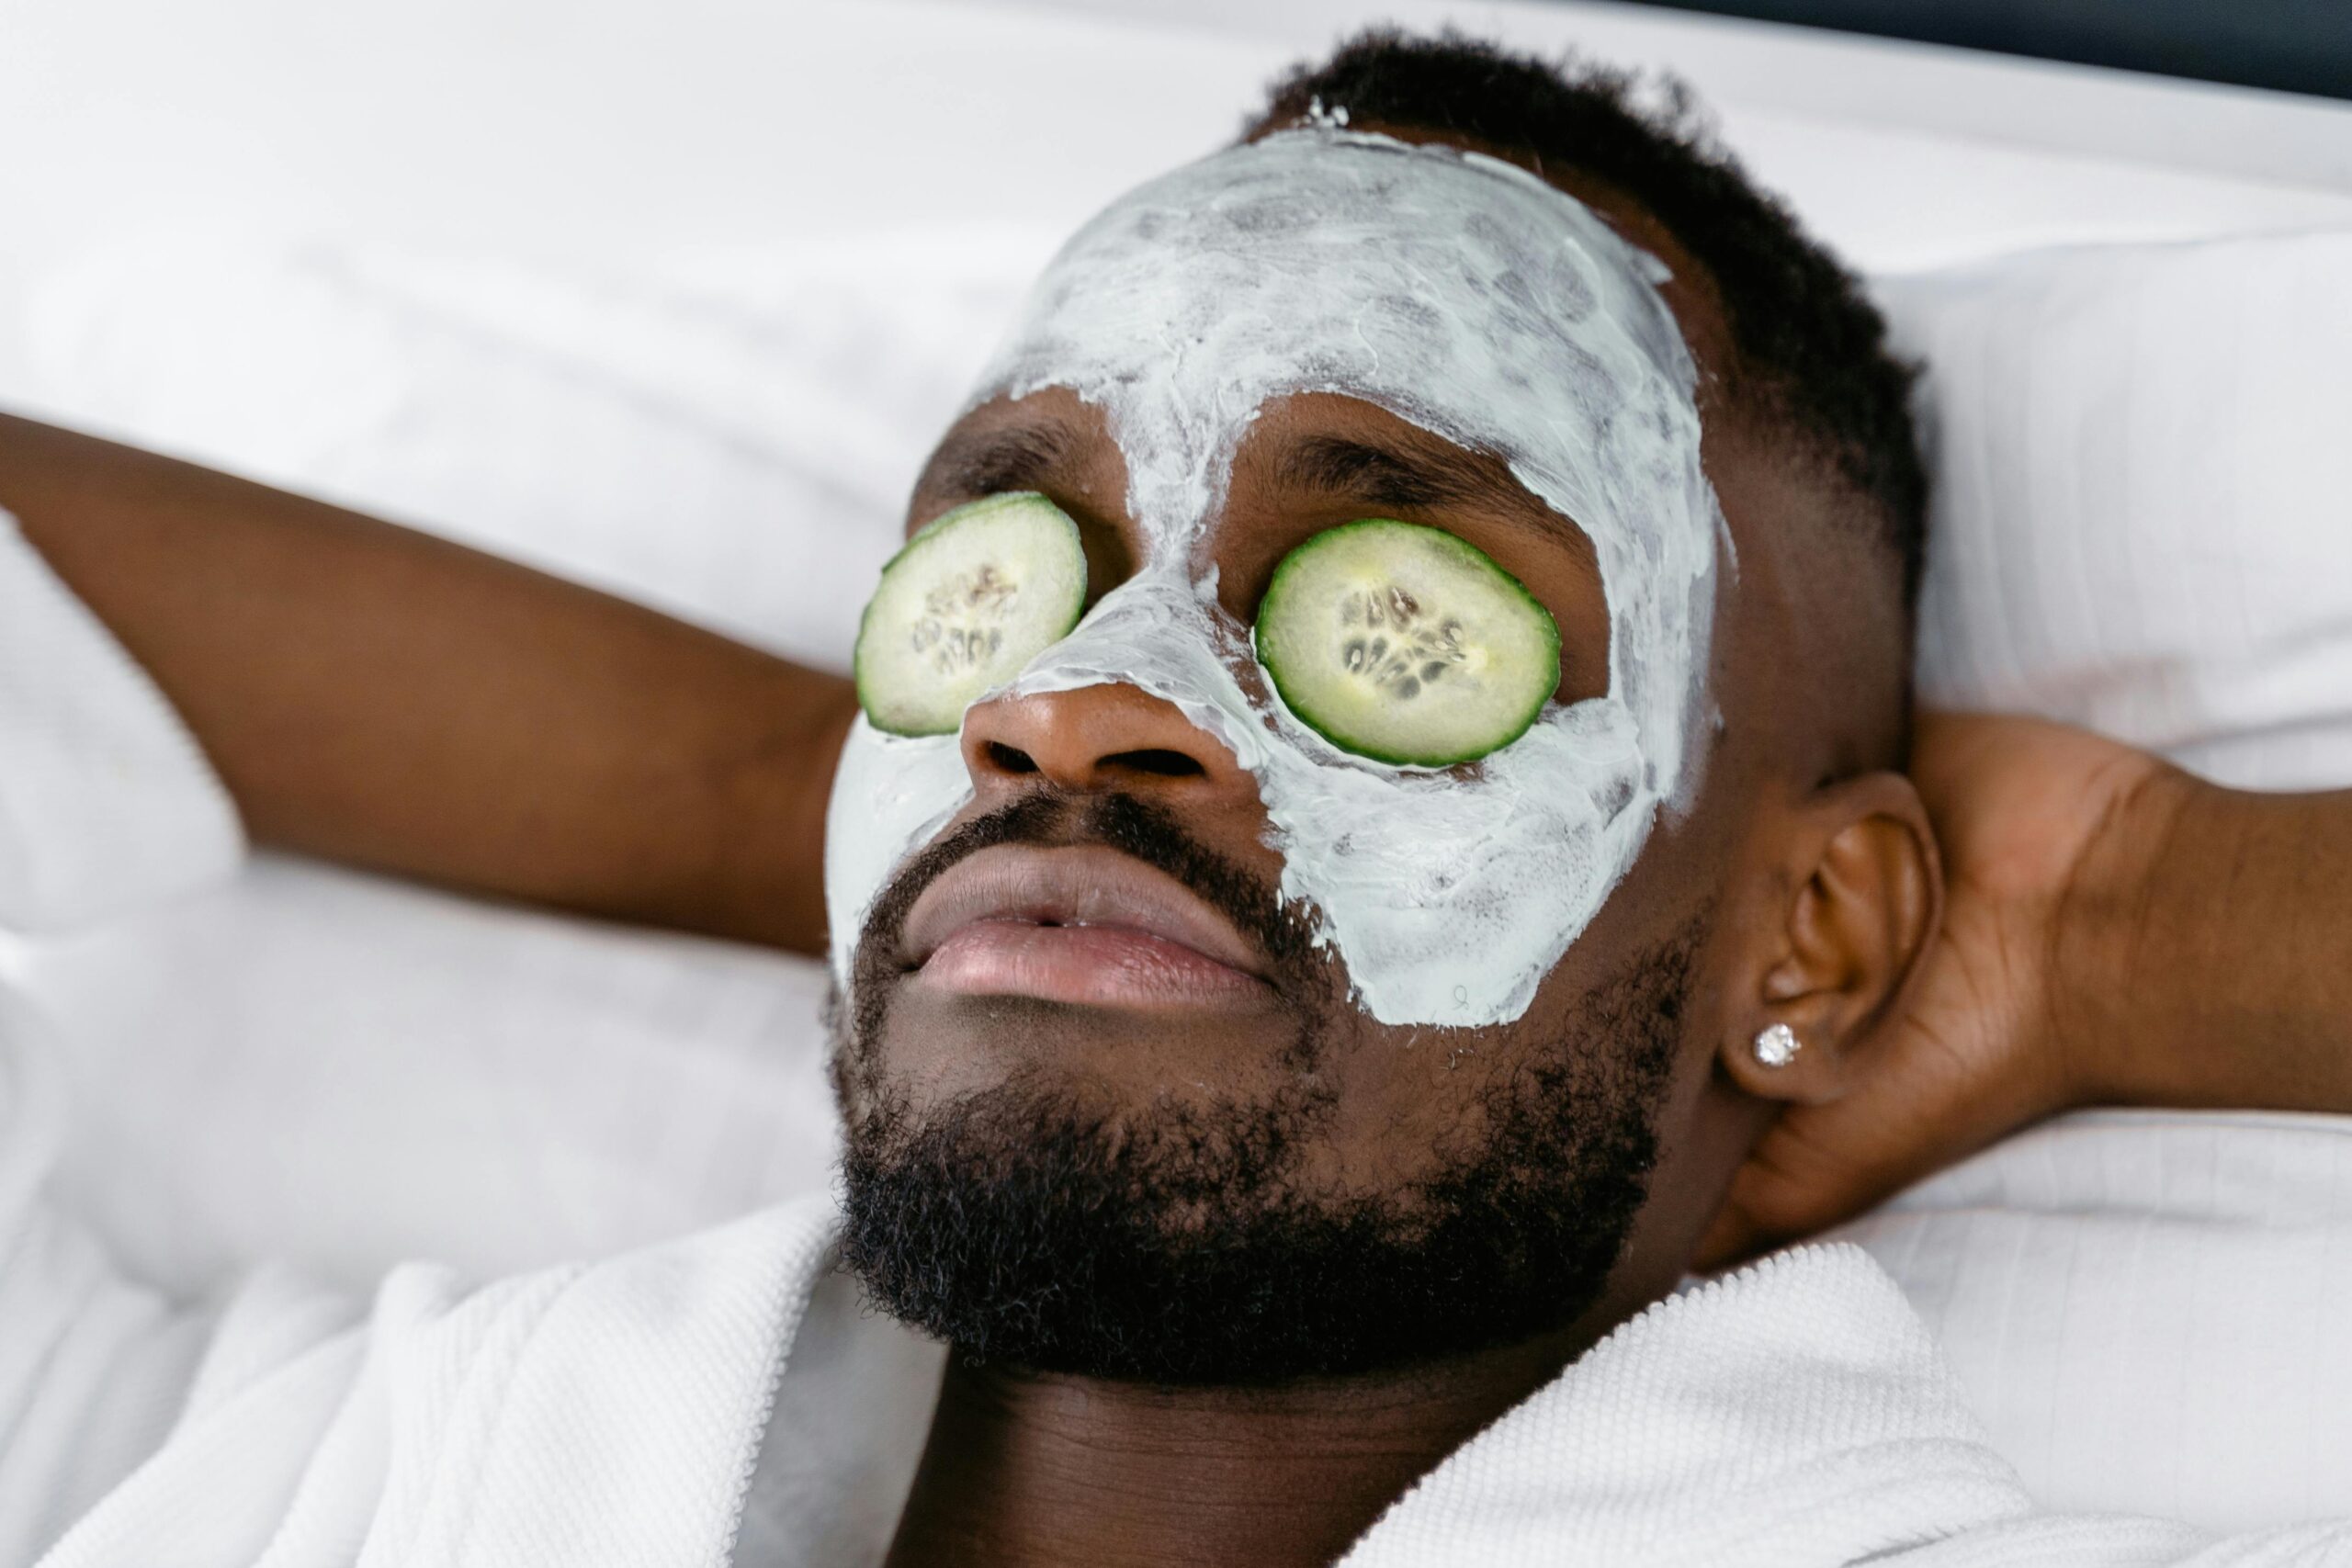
[959,683,1256,805]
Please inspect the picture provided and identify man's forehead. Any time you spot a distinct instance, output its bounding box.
[990,127,1696,391]
[973,129,1704,538]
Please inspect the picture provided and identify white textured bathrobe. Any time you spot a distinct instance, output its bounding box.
[27,1193,2352,1568]
[6,513,2350,1566]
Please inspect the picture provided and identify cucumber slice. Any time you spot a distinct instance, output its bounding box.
[854,492,1087,736]
[1254,519,1560,767]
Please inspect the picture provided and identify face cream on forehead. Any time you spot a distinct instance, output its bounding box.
[825,125,1723,1028]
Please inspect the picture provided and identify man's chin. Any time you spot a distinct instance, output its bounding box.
[830,857,1702,1386]
[832,1062,1658,1386]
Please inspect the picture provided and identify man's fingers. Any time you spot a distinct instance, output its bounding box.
[1693,1203,1758,1271]
[1693,1120,1857,1270]
[1697,1108,1944,1270]
[1701,1052,2058,1271]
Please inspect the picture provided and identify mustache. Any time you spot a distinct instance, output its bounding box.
[852,792,1328,997]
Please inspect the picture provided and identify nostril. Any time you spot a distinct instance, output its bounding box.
[1107,749,1206,778]
[986,741,1040,775]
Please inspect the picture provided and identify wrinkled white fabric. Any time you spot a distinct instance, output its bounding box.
[0,516,244,934]
[0,511,247,1562]
[1838,1109,2352,1532]
[34,1200,860,1568]
[1887,231,2352,794]
[1335,1246,2346,1567]
[29,1200,2352,1568]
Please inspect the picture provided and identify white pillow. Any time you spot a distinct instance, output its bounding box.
[1880,230,2352,792]
[18,231,1056,670]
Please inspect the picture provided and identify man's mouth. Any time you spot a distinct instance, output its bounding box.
[899,843,1275,1009]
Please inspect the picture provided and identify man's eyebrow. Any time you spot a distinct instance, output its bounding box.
[1275,434,1550,526]
[1275,432,1601,581]
[917,423,1074,499]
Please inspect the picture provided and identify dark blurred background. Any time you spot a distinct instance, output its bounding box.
[1622,0,2352,99]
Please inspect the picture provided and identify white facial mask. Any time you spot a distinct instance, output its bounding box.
[825,126,1723,1028]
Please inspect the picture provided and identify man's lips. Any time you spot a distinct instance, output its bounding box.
[899,844,1273,1008]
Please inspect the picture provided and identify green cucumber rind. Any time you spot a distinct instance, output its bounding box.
[1253,518,1562,768]
[854,491,1087,738]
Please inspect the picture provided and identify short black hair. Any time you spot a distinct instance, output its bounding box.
[1248,30,1927,609]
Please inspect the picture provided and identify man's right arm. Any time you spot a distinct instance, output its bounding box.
[0,412,857,956]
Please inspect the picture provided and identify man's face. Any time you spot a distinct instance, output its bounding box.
[825,128,1802,1382]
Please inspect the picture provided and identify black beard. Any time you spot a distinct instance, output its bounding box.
[833,793,1695,1385]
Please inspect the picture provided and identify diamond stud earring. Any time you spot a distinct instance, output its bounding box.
[1752,1022,1802,1068]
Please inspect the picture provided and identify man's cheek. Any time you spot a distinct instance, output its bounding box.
[823,722,972,992]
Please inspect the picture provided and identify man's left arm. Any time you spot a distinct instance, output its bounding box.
[0,412,856,955]
[1702,710,2352,1263]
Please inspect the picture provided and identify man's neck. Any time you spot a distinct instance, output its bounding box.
[879,1325,1596,1568]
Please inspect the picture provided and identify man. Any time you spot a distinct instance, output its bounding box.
[4,29,2349,1568]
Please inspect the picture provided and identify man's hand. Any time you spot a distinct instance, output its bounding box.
[1698,712,2171,1267]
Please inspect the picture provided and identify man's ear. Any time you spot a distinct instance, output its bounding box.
[1718,772,1941,1107]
